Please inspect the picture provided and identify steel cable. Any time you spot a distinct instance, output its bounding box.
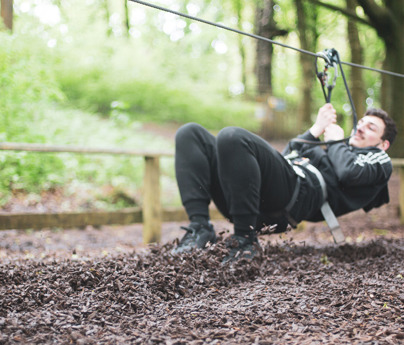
[129,0,404,79]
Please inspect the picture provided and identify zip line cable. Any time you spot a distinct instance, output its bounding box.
[128,0,404,79]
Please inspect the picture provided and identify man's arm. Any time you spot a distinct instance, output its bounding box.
[327,143,392,186]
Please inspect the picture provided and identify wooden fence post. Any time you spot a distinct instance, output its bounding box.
[143,156,162,243]
[1,0,13,31]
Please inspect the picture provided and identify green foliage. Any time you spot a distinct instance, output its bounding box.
[0,152,65,193]
[51,27,258,130]
[0,33,62,141]
[0,31,66,203]
[56,60,257,130]
[0,31,176,207]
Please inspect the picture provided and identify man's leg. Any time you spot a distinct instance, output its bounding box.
[174,123,298,257]
[175,122,230,221]
[216,127,298,238]
[174,123,229,252]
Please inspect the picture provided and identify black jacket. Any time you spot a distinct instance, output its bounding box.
[284,130,392,223]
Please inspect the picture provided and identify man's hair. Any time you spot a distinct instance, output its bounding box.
[364,108,397,145]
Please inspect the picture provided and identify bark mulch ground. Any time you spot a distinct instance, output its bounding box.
[0,174,403,344]
[0,237,403,344]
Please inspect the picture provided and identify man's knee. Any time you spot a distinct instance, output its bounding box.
[217,127,249,153]
[217,126,243,144]
[175,122,205,145]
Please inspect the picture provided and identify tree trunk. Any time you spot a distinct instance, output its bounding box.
[255,0,274,97]
[383,40,404,157]
[234,0,247,94]
[346,0,365,119]
[255,0,274,139]
[103,0,112,36]
[255,0,288,139]
[124,0,130,37]
[295,0,318,132]
[1,0,13,31]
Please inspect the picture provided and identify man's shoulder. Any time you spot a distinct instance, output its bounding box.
[351,147,391,166]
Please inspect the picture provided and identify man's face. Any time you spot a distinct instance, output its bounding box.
[349,115,387,149]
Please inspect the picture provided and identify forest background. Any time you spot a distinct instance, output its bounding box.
[0,0,403,213]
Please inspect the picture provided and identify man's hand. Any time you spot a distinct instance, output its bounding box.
[309,103,337,138]
[324,124,344,142]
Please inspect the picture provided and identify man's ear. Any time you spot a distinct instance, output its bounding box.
[380,139,390,151]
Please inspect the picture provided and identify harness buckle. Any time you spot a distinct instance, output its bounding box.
[293,157,310,166]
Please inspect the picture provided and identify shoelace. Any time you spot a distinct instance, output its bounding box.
[180,225,196,233]
[178,226,197,243]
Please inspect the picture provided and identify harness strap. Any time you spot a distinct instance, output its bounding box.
[284,151,345,244]
[320,203,346,244]
[283,174,301,228]
[304,164,345,244]
[285,175,301,213]
[305,164,327,201]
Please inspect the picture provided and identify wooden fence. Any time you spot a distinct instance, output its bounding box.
[0,142,403,243]
[0,142,224,243]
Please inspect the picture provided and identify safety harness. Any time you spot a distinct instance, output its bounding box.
[284,150,345,244]
[282,48,357,244]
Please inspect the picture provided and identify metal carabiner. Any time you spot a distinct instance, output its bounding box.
[315,51,330,85]
[315,50,338,103]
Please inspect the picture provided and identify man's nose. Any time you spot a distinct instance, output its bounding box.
[357,123,365,131]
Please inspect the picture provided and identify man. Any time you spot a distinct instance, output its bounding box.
[172,104,397,261]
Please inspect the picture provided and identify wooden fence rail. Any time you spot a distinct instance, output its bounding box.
[0,142,403,243]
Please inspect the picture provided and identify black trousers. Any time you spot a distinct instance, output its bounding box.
[175,123,299,234]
